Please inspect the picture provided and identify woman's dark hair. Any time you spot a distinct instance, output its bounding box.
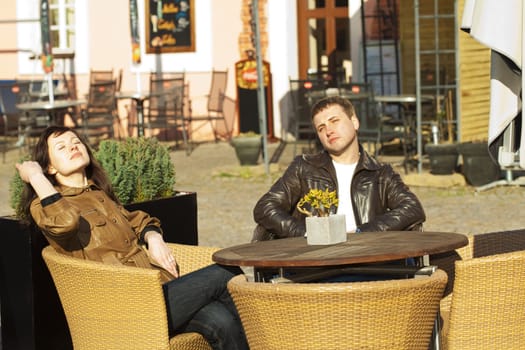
[310,95,356,122]
[20,126,120,225]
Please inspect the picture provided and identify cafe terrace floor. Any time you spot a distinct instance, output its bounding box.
[1,139,524,249]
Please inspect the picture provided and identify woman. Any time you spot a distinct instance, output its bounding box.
[16,126,248,350]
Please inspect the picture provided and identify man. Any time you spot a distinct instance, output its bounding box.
[253,95,425,241]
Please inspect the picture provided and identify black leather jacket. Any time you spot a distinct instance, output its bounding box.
[252,146,425,241]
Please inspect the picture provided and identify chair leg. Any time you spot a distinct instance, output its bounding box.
[210,118,220,142]
[175,116,191,155]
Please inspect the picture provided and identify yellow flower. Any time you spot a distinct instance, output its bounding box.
[297,188,338,217]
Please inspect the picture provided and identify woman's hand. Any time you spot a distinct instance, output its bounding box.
[16,161,58,200]
[16,161,44,183]
[145,231,179,278]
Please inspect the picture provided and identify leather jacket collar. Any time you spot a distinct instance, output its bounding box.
[57,179,100,197]
[300,144,382,174]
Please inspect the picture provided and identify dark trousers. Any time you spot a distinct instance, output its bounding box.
[162,264,248,350]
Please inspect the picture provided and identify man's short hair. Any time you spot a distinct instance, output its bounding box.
[310,96,356,121]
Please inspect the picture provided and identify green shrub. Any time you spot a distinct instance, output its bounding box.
[9,138,176,217]
[9,155,30,219]
[95,137,176,204]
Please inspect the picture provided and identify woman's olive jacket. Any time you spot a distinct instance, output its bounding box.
[30,181,174,282]
[252,146,425,241]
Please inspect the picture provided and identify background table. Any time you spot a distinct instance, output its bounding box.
[16,99,86,126]
[375,94,436,172]
[116,90,168,137]
[375,94,436,171]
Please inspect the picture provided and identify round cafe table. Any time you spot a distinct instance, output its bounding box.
[212,231,468,268]
[116,90,168,137]
[16,99,86,126]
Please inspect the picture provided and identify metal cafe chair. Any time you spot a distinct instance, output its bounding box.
[78,80,117,145]
[187,69,231,142]
[143,76,191,154]
[338,82,404,159]
[0,81,51,160]
[288,78,327,155]
[89,68,115,84]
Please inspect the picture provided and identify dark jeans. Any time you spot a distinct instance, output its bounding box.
[162,264,248,350]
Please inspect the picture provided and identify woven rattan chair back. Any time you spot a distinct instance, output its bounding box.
[42,244,215,350]
[228,270,448,350]
[444,249,525,350]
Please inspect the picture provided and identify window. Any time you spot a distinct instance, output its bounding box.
[17,0,87,75]
[49,0,76,50]
[297,0,350,85]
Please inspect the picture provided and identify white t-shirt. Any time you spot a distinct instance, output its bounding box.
[332,160,358,233]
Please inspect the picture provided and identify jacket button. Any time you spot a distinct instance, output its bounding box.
[112,218,117,223]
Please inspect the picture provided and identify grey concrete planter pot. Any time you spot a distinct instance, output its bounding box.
[305,214,347,245]
[230,135,262,165]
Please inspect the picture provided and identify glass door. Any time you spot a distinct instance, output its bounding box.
[297,0,350,86]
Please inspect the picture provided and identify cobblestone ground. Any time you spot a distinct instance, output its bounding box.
[1,141,525,248]
[168,141,525,248]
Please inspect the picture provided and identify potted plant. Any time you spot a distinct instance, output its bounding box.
[230,131,262,165]
[424,142,459,175]
[297,188,346,245]
[94,137,198,245]
[1,137,197,350]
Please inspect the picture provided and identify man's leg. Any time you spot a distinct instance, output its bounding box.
[162,264,242,331]
[182,300,249,350]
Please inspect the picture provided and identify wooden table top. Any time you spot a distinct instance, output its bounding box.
[212,231,468,268]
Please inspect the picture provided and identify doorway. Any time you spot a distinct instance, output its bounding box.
[296,0,350,86]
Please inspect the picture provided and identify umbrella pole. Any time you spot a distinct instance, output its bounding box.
[135,69,141,93]
[46,72,54,103]
[252,0,269,175]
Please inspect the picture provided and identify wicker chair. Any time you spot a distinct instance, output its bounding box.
[42,243,218,350]
[227,270,448,350]
[431,229,525,308]
[442,250,525,350]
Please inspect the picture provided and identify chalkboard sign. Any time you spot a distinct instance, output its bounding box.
[145,0,195,53]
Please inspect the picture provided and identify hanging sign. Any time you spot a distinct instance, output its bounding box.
[145,0,195,53]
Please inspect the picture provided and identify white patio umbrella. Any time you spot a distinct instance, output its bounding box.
[129,0,142,92]
[40,0,55,103]
[461,0,525,187]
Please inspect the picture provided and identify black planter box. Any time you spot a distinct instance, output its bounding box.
[0,192,198,350]
[458,142,501,186]
[125,191,198,245]
[425,143,459,175]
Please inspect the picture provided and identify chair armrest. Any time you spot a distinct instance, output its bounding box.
[167,243,220,276]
